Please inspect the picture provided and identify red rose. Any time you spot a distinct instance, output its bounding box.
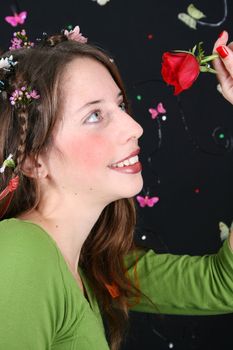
[161,52,200,95]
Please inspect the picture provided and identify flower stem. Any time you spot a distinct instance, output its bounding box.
[200,66,217,74]
[200,54,218,64]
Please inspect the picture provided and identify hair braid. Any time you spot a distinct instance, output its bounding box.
[14,108,28,175]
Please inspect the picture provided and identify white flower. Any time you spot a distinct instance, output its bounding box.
[0,55,17,69]
[0,57,11,69]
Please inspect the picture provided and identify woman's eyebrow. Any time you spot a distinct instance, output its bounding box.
[78,91,123,112]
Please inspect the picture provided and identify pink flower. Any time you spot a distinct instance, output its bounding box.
[29,90,40,99]
[9,87,40,106]
[9,38,22,50]
[64,26,88,43]
[9,30,34,51]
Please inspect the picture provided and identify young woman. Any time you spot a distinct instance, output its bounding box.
[0,27,232,350]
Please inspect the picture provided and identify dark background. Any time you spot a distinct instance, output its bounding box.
[1,0,233,349]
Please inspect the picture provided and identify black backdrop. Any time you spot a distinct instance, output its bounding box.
[1,1,233,349]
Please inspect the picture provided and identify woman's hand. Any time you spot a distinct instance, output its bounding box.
[212,31,233,104]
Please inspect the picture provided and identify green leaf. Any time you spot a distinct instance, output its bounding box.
[197,41,205,61]
[187,3,206,20]
[173,49,193,54]
[4,159,15,169]
[192,44,197,55]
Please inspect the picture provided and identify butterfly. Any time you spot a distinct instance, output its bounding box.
[178,4,206,30]
[149,102,166,119]
[136,195,159,208]
[92,0,110,5]
[5,11,27,27]
[219,221,233,241]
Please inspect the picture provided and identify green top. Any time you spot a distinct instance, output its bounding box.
[0,218,233,349]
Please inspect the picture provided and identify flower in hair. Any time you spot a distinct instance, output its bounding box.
[0,55,17,93]
[9,29,34,50]
[0,55,17,70]
[64,26,88,43]
[9,86,40,107]
[0,154,15,173]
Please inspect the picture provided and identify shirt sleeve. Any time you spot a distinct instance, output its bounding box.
[124,237,233,315]
[0,223,65,349]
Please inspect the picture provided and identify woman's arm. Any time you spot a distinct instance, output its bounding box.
[124,236,233,315]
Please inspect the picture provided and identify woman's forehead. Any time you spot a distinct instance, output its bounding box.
[61,57,120,101]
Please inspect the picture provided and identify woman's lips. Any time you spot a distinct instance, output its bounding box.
[108,161,142,174]
[109,148,140,166]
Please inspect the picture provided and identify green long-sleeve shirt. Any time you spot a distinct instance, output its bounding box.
[0,218,233,349]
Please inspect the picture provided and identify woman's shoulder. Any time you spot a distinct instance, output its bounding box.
[0,218,60,266]
[0,218,67,339]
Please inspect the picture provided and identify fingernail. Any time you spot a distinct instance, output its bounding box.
[218,30,225,38]
[216,45,229,58]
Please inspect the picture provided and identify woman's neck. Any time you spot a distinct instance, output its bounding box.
[17,200,105,273]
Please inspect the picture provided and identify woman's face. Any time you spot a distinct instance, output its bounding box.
[44,57,143,206]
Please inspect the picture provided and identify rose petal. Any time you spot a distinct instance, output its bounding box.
[178,54,200,89]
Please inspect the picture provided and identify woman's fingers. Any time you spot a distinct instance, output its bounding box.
[211,31,233,104]
[215,45,233,78]
[212,31,229,84]
[213,30,228,52]
[212,31,233,81]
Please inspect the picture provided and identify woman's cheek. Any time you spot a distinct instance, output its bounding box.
[66,135,110,170]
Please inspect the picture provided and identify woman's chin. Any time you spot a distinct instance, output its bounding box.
[113,177,144,200]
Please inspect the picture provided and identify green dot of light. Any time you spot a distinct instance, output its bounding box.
[137,95,142,101]
[219,133,225,139]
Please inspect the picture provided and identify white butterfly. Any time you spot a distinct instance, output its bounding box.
[219,221,233,241]
[178,3,206,30]
[92,0,110,5]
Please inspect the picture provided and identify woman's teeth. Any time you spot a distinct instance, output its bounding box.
[111,155,139,168]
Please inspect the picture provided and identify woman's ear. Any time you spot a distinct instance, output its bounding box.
[21,154,48,179]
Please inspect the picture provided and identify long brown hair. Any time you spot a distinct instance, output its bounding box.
[0,34,153,350]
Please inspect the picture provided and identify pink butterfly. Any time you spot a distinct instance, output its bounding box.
[149,102,166,119]
[136,195,160,208]
[5,11,27,27]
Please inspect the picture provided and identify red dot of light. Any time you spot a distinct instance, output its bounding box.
[147,34,153,40]
[195,188,200,194]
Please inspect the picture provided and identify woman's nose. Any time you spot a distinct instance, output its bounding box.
[124,113,144,141]
[115,107,144,142]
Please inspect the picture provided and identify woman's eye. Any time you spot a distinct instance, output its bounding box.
[85,111,102,123]
[119,102,126,112]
